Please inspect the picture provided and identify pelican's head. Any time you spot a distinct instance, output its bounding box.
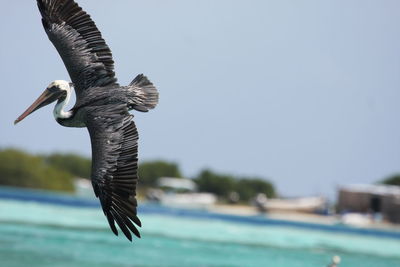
[14,80,72,125]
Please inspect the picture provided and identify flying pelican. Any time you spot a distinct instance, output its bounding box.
[14,0,158,241]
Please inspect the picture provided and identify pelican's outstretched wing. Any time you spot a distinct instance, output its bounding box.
[37,0,118,95]
[85,104,141,241]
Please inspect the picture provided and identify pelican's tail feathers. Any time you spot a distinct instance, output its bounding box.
[128,74,159,112]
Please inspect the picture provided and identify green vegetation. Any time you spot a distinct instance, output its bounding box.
[43,153,91,178]
[138,160,182,186]
[4,147,399,204]
[381,174,400,186]
[195,169,236,197]
[194,169,276,202]
[0,148,276,203]
[235,178,275,201]
[0,149,74,192]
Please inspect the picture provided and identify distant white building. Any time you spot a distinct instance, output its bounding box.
[152,177,217,208]
[337,184,400,223]
[157,177,197,192]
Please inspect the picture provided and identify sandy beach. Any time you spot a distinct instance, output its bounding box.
[208,203,400,231]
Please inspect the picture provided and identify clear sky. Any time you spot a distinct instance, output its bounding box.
[1,1,399,199]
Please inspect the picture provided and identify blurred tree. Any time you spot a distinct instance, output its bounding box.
[194,169,237,198]
[43,153,91,178]
[235,178,276,201]
[0,149,74,192]
[381,174,400,186]
[138,160,182,186]
[194,169,276,202]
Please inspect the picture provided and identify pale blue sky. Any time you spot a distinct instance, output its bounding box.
[1,1,400,199]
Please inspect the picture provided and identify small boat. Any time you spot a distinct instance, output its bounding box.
[254,194,326,213]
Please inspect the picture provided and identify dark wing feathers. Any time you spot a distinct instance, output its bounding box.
[37,0,118,94]
[85,104,141,241]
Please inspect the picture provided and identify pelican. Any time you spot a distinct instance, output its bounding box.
[14,0,158,241]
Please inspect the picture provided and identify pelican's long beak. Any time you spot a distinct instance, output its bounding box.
[14,89,55,125]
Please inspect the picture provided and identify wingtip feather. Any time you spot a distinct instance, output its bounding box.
[106,212,119,236]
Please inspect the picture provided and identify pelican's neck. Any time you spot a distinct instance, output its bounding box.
[53,86,73,120]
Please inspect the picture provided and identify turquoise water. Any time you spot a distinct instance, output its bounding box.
[1,199,400,266]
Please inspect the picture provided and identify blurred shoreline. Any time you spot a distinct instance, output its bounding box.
[209,203,400,233]
[1,185,399,236]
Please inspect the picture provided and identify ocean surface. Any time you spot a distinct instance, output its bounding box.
[0,188,399,267]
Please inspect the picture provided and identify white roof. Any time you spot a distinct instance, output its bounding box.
[340,184,400,196]
[157,177,197,191]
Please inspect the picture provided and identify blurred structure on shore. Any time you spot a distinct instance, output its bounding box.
[146,177,217,208]
[338,184,400,224]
